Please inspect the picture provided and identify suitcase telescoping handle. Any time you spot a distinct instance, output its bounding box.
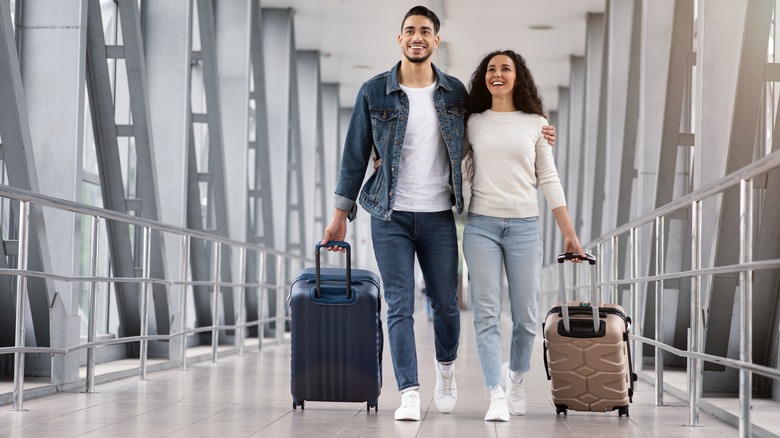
[315,241,351,299]
[556,252,598,333]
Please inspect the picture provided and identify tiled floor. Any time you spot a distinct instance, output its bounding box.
[0,307,775,437]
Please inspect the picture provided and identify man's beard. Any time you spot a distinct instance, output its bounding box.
[404,51,433,64]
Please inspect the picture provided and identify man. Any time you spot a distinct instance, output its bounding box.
[322,6,553,421]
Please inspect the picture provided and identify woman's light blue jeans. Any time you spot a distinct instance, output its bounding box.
[371,210,460,392]
[463,213,542,388]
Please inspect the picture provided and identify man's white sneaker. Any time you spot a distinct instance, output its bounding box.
[503,362,527,415]
[484,394,510,422]
[433,359,457,413]
[394,390,421,421]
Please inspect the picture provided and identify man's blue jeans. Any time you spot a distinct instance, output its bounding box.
[463,214,542,388]
[371,210,460,392]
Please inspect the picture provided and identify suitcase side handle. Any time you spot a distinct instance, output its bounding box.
[556,252,598,333]
[315,241,351,299]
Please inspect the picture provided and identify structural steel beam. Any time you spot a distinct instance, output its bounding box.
[1,0,58,349]
[116,0,170,335]
[188,0,234,331]
[706,0,774,377]
[247,1,276,334]
[85,0,143,346]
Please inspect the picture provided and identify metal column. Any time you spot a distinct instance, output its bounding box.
[705,0,775,390]
[187,0,235,336]
[247,2,276,336]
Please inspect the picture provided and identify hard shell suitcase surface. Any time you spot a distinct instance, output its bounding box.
[289,241,383,411]
[542,253,636,416]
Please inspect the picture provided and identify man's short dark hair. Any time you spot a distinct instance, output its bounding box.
[402,5,440,34]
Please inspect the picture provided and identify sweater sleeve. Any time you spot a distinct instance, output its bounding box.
[535,118,567,210]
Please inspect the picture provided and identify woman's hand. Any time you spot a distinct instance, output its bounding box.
[372,155,381,172]
[563,235,586,263]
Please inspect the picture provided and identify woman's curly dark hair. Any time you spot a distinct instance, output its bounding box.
[465,49,545,122]
[463,49,545,182]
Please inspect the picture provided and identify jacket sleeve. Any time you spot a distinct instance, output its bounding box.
[334,84,374,221]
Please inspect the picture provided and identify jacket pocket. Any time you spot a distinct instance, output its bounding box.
[445,104,466,139]
[370,108,399,148]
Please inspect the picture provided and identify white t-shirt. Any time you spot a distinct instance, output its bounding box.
[467,110,566,218]
[393,82,452,212]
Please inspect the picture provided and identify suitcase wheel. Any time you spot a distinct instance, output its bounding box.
[554,404,568,415]
[292,398,305,410]
[618,406,629,417]
[367,400,378,412]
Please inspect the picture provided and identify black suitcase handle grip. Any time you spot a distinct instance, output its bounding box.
[557,252,598,333]
[557,252,596,264]
[315,241,351,299]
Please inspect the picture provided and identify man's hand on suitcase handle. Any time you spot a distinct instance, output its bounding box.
[322,208,349,252]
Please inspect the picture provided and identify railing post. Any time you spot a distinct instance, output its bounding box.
[654,216,664,406]
[630,227,640,373]
[597,241,604,302]
[139,226,151,380]
[179,235,191,371]
[611,235,618,303]
[275,254,284,345]
[86,215,100,393]
[258,250,266,350]
[689,200,703,426]
[212,241,222,362]
[236,247,247,356]
[12,200,31,411]
[739,179,753,437]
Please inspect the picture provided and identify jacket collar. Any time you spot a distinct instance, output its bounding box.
[386,61,452,94]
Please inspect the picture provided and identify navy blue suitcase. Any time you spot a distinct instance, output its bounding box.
[289,241,383,411]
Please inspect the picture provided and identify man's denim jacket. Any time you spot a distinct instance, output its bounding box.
[334,62,467,221]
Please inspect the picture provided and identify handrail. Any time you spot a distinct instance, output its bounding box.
[589,148,780,246]
[0,184,309,261]
[542,148,780,437]
[0,183,320,411]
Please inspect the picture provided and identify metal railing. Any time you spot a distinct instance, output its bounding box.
[541,149,780,437]
[0,184,314,411]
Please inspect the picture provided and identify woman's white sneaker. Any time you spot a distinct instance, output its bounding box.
[394,390,421,421]
[484,394,510,422]
[503,362,527,415]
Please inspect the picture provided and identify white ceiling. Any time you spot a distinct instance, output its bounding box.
[261,0,606,111]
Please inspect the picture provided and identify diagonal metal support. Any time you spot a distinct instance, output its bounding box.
[246,1,276,335]
[706,0,775,375]
[86,0,175,347]
[262,8,306,258]
[85,0,144,345]
[116,0,170,335]
[0,0,56,348]
[750,71,780,394]
[186,0,234,332]
[297,50,327,249]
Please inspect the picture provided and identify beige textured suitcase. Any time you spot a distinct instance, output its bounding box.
[542,253,636,416]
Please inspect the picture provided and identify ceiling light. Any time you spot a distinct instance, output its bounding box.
[528,24,554,30]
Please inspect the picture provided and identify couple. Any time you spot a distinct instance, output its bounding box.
[321,5,584,422]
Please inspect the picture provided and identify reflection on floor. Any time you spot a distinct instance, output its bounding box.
[0,308,777,437]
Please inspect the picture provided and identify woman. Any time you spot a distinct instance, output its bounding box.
[462,49,585,422]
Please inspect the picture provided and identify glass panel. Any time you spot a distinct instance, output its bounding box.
[78,183,112,337]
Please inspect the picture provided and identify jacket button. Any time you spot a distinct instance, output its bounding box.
[391,167,395,172]
[389,191,393,196]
